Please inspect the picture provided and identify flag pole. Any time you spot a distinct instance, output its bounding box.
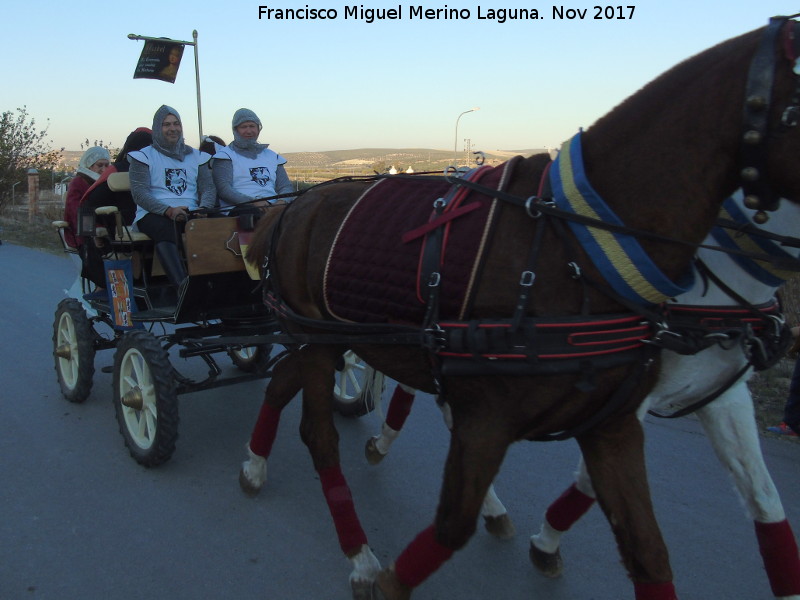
[192,30,203,142]
[128,32,204,143]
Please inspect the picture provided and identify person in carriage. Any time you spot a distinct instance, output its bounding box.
[210,107,294,215]
[127,105,216,289]
[63,146,110,294]
[76,128,153,300]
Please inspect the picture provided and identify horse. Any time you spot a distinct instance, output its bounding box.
[363,189,800,599]
[243,18,800,599]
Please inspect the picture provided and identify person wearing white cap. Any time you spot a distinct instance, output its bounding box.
[64,146,111,250]
[211,108,294,213]
[63,146,111,299]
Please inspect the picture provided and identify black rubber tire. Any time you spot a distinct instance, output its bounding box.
[112,330,179,467]
[332,351,379,418]
[53,298,96,403]
[227,344,274,375]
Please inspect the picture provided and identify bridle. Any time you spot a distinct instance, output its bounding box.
[740,14,800,223]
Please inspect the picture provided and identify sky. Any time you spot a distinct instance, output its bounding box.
[1,1,797,154]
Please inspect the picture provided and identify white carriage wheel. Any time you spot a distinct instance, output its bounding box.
[332,351,383,418]
[112,330,179,467]
[53,298,95,403]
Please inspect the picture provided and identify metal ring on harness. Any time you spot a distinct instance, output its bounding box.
[525,196,545,218]
[473,151,486,166]
[444,165,460,184]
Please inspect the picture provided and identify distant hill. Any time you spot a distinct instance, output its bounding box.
[280,147,550,172]
[59,147,550,172]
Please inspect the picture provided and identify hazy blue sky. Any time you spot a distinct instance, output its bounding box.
[1,1,795,153]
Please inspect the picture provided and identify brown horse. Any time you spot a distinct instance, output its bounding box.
[245,19,800,600]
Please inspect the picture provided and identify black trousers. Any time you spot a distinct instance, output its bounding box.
[136,213,186,245]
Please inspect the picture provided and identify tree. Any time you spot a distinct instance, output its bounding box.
[0,106,63,210]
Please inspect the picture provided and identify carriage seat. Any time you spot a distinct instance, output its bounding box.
[97,172,150,242]
[52,220,80,255]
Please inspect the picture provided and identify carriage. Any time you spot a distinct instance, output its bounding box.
[50,171,379,467]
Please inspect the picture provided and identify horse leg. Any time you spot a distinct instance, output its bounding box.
[239,350,305,496]
[373,402,513,598]
[529,460,596,576]
[578,412,677,600]
[695,382,800,600]
[365,383,417,464]
[365,386,515,540]
[530,396,664,576]
[298,344,380,599]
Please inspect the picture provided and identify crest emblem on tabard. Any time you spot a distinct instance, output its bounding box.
[249,166,271,187]
[164,168,188,195]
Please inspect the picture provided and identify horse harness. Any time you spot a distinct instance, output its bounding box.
[261,15,800,435]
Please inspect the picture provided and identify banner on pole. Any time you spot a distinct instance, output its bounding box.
[133,40,185,83]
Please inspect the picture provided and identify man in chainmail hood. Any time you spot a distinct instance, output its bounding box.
[211,107,293,212]
[128,105,216,297]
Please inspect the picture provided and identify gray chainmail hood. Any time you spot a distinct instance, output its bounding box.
[151,104,192,161]
[229,108,267,159]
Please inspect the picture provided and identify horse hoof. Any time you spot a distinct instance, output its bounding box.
[365,437,386,465]
[238,468,262,497]
[529,541,563,578]
[372,566,411,600]
[483,513,516,539]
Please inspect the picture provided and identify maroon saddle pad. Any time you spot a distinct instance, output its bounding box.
[323,162,514,325]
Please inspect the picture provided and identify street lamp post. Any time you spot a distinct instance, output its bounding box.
[453,107,479,168]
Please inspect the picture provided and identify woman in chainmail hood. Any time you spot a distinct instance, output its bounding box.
[211,107,293,213]
[127,105,216,294]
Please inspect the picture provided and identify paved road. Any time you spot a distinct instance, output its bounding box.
[1,243,798,599]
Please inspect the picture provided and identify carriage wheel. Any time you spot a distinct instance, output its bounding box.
[332,351,381,418]
[112,330,179,467]
[53,298,96,403]
[228,344,273,374]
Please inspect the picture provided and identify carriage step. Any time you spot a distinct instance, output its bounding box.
[131,307,177,321]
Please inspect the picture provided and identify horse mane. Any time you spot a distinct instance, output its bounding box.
[590,26,761,143]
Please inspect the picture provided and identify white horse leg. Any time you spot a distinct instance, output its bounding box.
[695,382,800,599]
[349,544,382,600]
[239,443,268,496]
[529,401,655,575]
[365,384,416,464]
[529,461,597,576]
[482,483,515,539]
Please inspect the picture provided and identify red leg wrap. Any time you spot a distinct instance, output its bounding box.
[545,483,597,532]
[634,581,677,600]
[755,519,800,597]
[318,465,368,555]
[249,402,281,458]
[385,386,415,431]
[394,525,454,588]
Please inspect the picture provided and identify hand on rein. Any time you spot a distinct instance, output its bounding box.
[165,206,190,221]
